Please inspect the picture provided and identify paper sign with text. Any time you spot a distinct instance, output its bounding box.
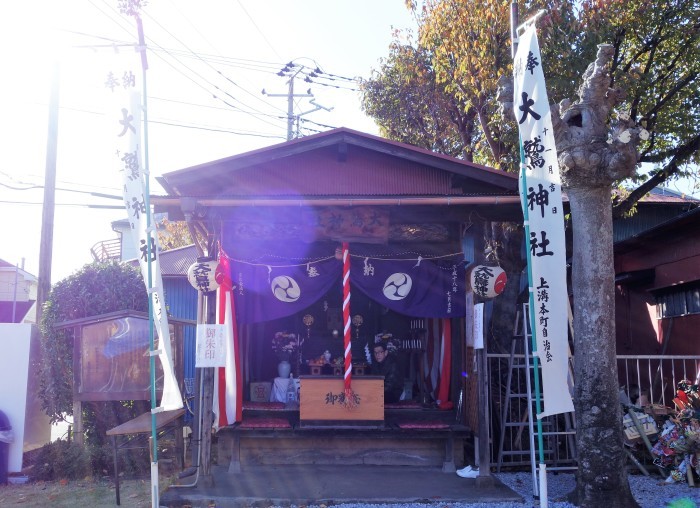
[196,324,226,367]
[473,303,484,350]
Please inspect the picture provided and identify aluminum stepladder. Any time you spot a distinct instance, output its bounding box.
[496,302,577,497]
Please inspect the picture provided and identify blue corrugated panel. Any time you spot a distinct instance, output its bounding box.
[163,277,198,420]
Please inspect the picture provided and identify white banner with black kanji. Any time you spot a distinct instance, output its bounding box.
[107,50,182,411]
[513,25,574,418]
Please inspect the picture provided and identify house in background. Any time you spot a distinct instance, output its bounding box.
[615,205,700,357]
[0,259,50,474]
[91,214,170,263]
[0,259,37,324]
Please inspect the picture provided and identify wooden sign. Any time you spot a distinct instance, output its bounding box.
[303,206,389,242]
[300,376,384,422]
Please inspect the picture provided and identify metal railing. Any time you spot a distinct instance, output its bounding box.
[617,355,700,407]
[487,352,700,468]
[90,238,121,262]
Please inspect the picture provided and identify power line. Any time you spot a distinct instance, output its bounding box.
[70,5,350,144]
[137,6,288,116]
[58,29,131,45]
[62,26,358,135]
[21,99,289,139]
[146,43,288,130]
[235,0,283,60]
[163,0,222,56]
[0,181,122,199]
[302,78,360,92]
[91,0,286,130]
[150,96,285,120]
[140,8,286,115]
[0,199,122,209]
[0,170,121,195]
[299,117,339,130]
[150,119,287,139]
[64,33,285,74]
[87,0,137,39]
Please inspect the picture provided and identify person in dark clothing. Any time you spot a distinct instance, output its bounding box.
[370,342,404,403]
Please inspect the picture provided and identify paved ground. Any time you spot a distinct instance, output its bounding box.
[160,465,522,507]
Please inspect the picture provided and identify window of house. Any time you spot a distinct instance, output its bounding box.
[655,282,700,319]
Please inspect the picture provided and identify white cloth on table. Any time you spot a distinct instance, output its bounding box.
[270,376,300,402]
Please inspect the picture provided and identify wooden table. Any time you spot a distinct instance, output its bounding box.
[299,376,384,426]
[106,408,185,505]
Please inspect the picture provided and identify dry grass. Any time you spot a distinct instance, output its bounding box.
[0,476,172,507]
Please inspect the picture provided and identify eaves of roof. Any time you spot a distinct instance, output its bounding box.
[614,206,700,253]
[156,127,518,197]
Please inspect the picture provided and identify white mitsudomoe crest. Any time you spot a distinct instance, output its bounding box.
[382,272,412,301]
[271,275,301,302]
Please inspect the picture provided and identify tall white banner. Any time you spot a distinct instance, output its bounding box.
[107,50,182,411]
[513,26,573,417]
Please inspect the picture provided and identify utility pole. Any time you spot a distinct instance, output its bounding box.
[263,64,332,140]
[285,67,302,140]
[37,62,60,325]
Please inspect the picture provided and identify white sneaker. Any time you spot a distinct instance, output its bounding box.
[456,465,473,474]
[456,466,479,478]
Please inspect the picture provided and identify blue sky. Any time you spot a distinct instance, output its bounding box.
[1,1,695,283]
[0,1,416,281]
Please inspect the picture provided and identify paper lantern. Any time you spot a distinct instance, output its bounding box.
[469,265,507,298]
[187,258,222,293]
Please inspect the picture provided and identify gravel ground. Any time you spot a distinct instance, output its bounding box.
[316,472,700,508]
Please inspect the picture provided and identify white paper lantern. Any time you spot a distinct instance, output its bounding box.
[469,265,507,298]
[187,259,222,293]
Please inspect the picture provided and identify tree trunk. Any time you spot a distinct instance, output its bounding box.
[568,186,639,508]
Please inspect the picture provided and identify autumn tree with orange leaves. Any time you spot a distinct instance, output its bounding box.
[362,1,698,507]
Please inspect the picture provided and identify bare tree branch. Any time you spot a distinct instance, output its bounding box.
[613,132,700,218]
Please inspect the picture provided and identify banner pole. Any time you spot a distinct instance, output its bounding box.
[511,4,548,506]
[134,15,159,508]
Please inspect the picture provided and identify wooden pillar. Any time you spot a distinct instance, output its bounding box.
[200,367,214,476]
[476,340,492,480]
[463,221,493,483]
[189,292,204,470]
[199,291,216,478]
[72,400,83,446]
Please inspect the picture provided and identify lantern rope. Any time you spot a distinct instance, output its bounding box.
[222,250,465,267]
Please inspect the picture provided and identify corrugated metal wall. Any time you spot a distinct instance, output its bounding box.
[164,277,198,419]
[613,207,689,243]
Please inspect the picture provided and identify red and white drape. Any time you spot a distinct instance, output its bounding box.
[213,250,242,428]
[423,318,452,407]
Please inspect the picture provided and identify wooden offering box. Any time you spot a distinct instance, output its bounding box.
[300,375,384,425]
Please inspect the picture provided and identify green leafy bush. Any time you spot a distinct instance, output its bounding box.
[35,262,154,479]
[38,261,148,422]
[83,400,152,476]
[30,440,92,481]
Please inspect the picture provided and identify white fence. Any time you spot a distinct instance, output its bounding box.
[617,355,700,407]
[487,353,700,469]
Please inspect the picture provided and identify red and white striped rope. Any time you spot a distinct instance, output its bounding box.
[342,242,353,401]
